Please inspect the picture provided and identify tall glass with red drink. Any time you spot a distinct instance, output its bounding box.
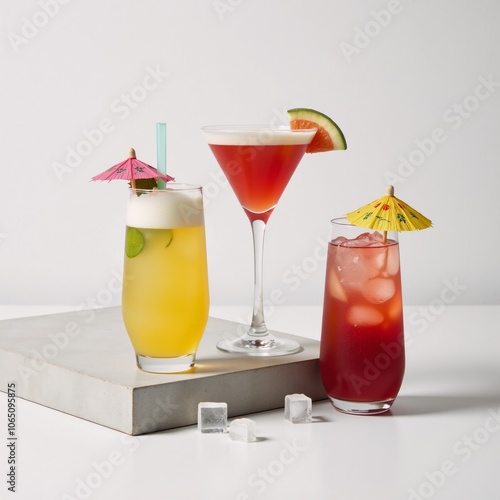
[320,218,405,414]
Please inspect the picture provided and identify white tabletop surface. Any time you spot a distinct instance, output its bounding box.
[1,305,499,500]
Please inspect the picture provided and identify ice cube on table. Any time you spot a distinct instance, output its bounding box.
[284,394,312,423]
[198,402,227,433]
[229,418,257,442]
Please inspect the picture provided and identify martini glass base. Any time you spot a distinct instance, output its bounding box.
[217,333,301,357]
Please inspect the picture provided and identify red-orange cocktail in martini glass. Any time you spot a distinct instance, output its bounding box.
[202,125,316,356]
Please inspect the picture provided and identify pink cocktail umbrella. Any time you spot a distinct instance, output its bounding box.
[91,147,174,189]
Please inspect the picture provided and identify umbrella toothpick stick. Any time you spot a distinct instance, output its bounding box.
[156,123,167,190]
[382,185,394,244]
[128,148,137,190]
[381,185,394,243]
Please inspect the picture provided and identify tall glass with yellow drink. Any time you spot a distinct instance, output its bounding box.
[122,184,209,373]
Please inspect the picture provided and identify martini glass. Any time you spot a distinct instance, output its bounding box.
[202,125,317,356]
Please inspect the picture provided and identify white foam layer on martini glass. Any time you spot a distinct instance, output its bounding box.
[202,126,316,145]
[126,187,204,229]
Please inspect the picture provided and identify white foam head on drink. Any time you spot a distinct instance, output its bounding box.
[202,126,316,145]
[126,187,204,229]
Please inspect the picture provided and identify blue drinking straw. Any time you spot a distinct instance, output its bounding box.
[156,122,167,189]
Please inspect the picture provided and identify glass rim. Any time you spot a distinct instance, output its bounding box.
[129,183,202,193]
[330,216,399,243]
[200,125,317,134]
[331,216,352,226]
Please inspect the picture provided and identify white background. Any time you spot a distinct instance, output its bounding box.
[1,0,499,309]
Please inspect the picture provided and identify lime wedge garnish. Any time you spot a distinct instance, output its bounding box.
[125,227,145,258]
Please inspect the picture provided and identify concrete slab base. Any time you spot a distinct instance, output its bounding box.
[0,307,326,434]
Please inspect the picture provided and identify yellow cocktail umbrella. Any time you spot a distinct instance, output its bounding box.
[346,185,432,238]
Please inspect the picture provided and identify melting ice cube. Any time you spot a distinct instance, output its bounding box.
[328,266,347,302]
[229,418,257,442]
[284,394,312,423]
[198,402,227,433]
[347,306,384,326]
[386,246,400,276]
[369,246,390,275]
[362,278,396,304]
[334,247,369,290]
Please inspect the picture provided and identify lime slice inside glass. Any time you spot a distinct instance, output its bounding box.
[125,227,145,258]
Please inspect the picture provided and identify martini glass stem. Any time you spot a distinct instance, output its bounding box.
[249,219,268,336]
